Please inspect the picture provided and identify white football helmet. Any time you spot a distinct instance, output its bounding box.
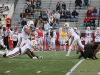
[32,40,37,47]
[97,27,100,32]
[59,28,62,33]
[87,27,90,31]
[27,21,34,27]
[36,27,38,30]
[97,27,99,30]
[64,22,70,28]
[74,27,77,30]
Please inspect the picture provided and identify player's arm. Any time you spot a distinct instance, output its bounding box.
[24,28,35,36]
[31,52,37,57]
[93,44,100,56]
[26,48,33,58]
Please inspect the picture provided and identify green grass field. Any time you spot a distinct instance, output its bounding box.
[0,51,100,75]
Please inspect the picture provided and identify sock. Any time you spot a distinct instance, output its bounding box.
[0,51,5,56]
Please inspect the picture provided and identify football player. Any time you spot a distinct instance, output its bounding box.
[0,29,8,52]
[85,27,92,44]
[94,27,100,42]
[37,27,44,51]
[49,28,56,51]
[16,21,35,47]
[72,27,80,51]
[44,28,50,50]
[0,40,43,59]
[77,42,100,59]
[59,28,67,51]
[64,22,84,56]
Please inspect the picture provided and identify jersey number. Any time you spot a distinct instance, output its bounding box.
[87,33,90,36]
[7,20,11,24]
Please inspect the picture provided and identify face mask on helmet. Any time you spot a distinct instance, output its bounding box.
[32,40,37,48]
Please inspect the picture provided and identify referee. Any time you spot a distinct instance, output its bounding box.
[1,25,9,50]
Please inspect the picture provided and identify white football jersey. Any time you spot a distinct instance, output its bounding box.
[68,27,78,37]
[86,30,92,38]
[21,43,33,55]
[95,31,100,39]
[20,25,30,39]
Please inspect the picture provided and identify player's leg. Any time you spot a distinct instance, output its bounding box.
[66,37,77,56]
[63,38,66,51]
[79,50,87,59]
[37,38,40,50]
[47,37,50,49]
[50,38,53,50]
[6,48,20,58]
[0,40,8,53]
[85,37,88,44]
[52,38,56,51]
[72,44,75,51]
[95,38,97,42]
[89,37,91,44]
[75,42,78,51]
[35,38,38,49]
[40,38,43,51]
[44,37,46,50]
[60,38,63,50]
[77,38,84,49]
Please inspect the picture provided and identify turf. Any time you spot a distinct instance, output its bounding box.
[0,51,80,75]
[70,52,100,75]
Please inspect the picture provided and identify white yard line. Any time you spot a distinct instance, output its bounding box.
[65,59,85,75]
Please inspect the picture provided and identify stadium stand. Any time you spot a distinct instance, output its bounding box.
[9,0,100,33]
